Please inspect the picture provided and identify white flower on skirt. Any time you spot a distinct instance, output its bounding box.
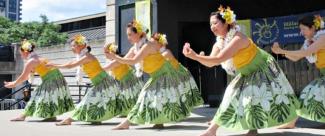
[241,86,254,106]
[169,89,178,103]
[271,82,289,104]
[98,98,109,109]
[313,86,325,106]
[51,92,59,105]
[181,95,187,102]
[276,73,294,94]
[150,98,163,111]
[252,84,273,111]
[301,85,318,106]
[236,104,245,117]
[107,90,116,100]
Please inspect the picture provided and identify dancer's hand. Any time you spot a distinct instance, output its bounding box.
[4,81,16,88]
[105,51,117,60]
[199,51,205,56]
[271,42,283,54]
[183,43,197,59]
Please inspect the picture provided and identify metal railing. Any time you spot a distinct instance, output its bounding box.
[0,82,31,110]
[0,75,93,110]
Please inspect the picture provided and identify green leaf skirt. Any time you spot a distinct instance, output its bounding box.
[127,62,194,124]
[297,68,325,122]
[23,69,75,119]
[72,71,122,122]
[115,69,143,116]
[176,64,203,109]
[213,49,299,130]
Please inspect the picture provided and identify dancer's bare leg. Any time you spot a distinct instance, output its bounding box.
[245,130,258,136]
[112,119,130,130]
[199,121,218,136]
[56,117,73,126]
[278,118,297,129]
[10,114,26,121]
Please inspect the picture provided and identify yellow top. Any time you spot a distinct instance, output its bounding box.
[82,60,104,79]
[233,39,258,69]
[168,58,180,70]
[143,52,165,74]
[316,49,325,69]
[111,64,130,80]
[34,59,52,77]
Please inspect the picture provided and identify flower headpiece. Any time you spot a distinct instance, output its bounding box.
[154,33,168,45]
[104,42,118,53]
[21,40,33,52]
[73,34,87,46]
[314,15,324,30]
[218,5,236,25]
[132,20,147,34]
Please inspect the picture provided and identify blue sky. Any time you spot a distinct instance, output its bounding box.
[21,0,106,22]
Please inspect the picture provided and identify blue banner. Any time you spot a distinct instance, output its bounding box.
[251,10,325,46]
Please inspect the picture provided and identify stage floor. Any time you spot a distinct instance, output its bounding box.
[0,107,324,136]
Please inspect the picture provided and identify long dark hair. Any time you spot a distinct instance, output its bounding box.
[299,15,324,31]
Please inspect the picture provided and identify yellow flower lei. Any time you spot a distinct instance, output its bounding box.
[21,40,33,52]
[218,5,236,25]
[105,42,118,53]
[133,20,144,33]
[73,34,87,45]
[314,15,324,30]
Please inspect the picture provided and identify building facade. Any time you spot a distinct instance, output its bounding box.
[0,0,22,21]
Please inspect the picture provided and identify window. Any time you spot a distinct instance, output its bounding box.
[0,0,5,8]
[8,13,16,20]
[9,0,17,13]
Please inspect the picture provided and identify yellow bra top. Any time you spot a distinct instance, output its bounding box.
[111,64,130,80]
[34,59,52,77]
[316,49,325,69]
[233,39,258,69]
[143,52,165,74]
[82,59,104,79]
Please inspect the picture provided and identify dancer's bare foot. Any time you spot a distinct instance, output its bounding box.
[245,130,258,136]
[207,121,211,125]
[199,130,216,136]
[199,122,218,136]
[152,124,164,129]
[10,115,26,121]
[42,117,57,122]
[278,119,297,129]
[112,120,130,130]
[55,118,72,126]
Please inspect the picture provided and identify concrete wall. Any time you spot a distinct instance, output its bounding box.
[106,0,116,44]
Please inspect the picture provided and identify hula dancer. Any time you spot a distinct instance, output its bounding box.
[272,15,325,129]
[183,6,299,136]
[103,43,143,116]
[106,20,191,129]
[150,33,203,109]
[5,40,74,121]
[48,35,121,125]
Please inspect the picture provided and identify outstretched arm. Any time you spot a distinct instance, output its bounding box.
[4,60,37,88]
[274,36,325,58]
[46,56,90,69]
[106,44,150,65]
[183,36,248,67]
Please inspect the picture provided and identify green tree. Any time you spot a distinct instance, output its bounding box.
[0,15,68,47]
